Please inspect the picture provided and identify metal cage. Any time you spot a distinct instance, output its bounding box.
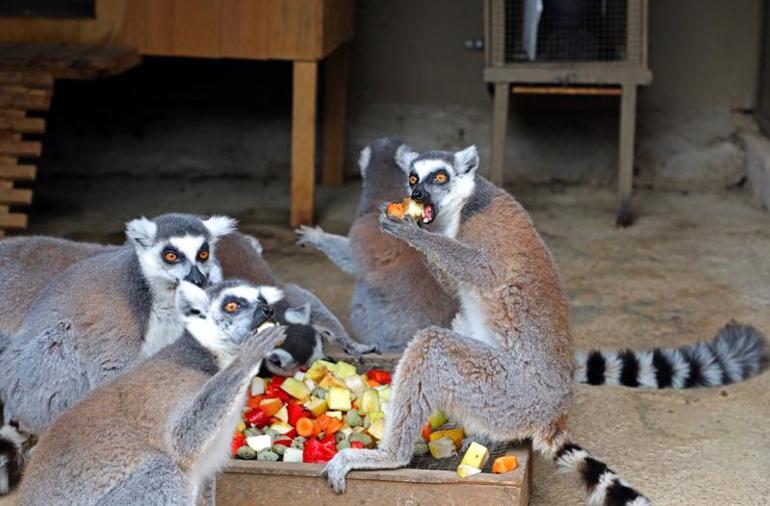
[484,0,651,225]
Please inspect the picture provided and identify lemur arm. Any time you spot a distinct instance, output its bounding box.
[283,283,378,358]
[295,226,360,276]
[169,326,286,464]
[379,214,496,290]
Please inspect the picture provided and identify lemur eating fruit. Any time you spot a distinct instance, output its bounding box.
[323,145,651,506]
[300,138,767,389]
[19,280,287,506]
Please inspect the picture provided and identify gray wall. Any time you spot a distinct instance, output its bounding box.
[345,0,764,189]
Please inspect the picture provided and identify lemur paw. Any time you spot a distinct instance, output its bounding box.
[244,325,288,359]
[295,225,325,249]
[379,211,419,239]
[323,449,355,493]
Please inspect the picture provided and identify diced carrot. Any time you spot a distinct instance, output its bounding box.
[421,421,432,442]
[491,456,518,474]
[324,418,345,435]
[366,378,382,388]
[296,417,315,438]
[259,398,282,416]
[311,419,323,437]
[246,395,264,410]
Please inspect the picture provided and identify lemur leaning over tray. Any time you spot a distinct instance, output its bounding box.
[0,223,366,494]
[0,213,236,494]
[18,280,287,506]
[299,137,767,391]
[321,144,654,506]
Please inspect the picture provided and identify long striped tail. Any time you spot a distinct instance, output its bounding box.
[575,321,767,388]
[534,429,650,506]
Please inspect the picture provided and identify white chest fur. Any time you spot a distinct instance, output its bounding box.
[141,292,184,358]
[452,284,499,348]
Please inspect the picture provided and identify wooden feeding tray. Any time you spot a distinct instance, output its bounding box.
[217,443,530,505]
[216,352,531,505]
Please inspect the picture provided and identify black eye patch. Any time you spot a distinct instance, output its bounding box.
[197,242,210,261]
[408,173,419,186]
[432,170,449,184]
[222,296,249,314]
[161,247,184,264]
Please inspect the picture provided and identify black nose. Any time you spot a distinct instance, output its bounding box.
[260,304,274,319]
[184,266,206,287]
[411,189,424,201]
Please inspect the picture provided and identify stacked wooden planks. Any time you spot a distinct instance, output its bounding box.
[0,43,140,237]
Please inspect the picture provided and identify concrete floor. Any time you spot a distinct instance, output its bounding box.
[7,176,770,505]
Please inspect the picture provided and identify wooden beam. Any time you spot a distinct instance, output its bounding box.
[0,211,26,229]
[0,140,42,157]
[0,88,51,110]
[290,61,318,227]
[0,69,53,88]
[0,164,36,180]
[0,116,45,134]
[0,187,32,205]
[321,44,349,186]
[512,85,621,96]
[489,82,509,186]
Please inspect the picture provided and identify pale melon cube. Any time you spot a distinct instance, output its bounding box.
[428,437,456,459]
[246,434,272,452]
[304,362,329,382]
[460,442,489,469]
[269,421,294,434]
[307,397,328,417]
[367,419,386,440]
[280,378,311,401]
[293,371,306,382]
[340,427,353,438]
[335,361,357,379]
[327,387,352,411]
[326,410,343,420]
[250,377,266,397]
[304,379,317,392]
[360,390,380,414]
[282,447,304,463]
[376,386,391,402]
[456,464,482,479]
[274,405,289,424]
[343,375,368,397]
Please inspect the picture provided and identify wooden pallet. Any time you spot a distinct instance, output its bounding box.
[0,43,140,237]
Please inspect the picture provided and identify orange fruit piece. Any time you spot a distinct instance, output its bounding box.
[491,456,518,474]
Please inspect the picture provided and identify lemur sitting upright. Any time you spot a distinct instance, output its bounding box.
[297,137,457,352]
[19,280,287,506]
[323,145,651,506]
[300,139,767,389]
[0,213,235,494]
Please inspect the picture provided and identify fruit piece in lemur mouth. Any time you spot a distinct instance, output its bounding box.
[386,198,433,224]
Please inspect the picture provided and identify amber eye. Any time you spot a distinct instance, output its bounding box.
[198,250,209,261]
[162,251,178,263]
[434,172,448,184]
[408,175,418,185]
[224,301,239,313]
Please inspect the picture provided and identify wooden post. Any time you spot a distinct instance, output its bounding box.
[489,82,509,186]
[617,82,637,226]
[321,44,349,187]
[291,60,318,227]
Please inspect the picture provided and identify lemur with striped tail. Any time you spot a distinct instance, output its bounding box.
[299,138,767,389]
[323,145,650,505]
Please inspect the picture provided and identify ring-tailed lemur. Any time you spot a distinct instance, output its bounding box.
[299,138,768,387]
[18,280,287,506]
[323,145,651,506]
[296,137,457,352]
[0,213,235,494]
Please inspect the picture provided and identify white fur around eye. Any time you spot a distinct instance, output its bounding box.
[203,215,238,239]
[169,235,206,263]
[413,159,452,181]
[259,286,284,305]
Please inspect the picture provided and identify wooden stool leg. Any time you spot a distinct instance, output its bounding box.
[616,83,637,227]
[322,44,349,187]
[490,82,509,186]
[291,61,318,228]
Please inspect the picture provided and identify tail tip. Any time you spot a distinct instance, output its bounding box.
[713,320,769,376]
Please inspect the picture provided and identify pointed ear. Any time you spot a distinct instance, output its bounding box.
[285,303,311,325]
[258,286,284,305]
[395,144,419,174]
[454,145,479,175]
[176,281,209,319]
[203,215,238,241]
[125,217,157,249]
[358,146,372,178]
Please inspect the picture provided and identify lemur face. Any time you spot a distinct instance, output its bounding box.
[263,324,326,377]
[126,213,237,290]
[395,145,479,230]
[177,279,284,354]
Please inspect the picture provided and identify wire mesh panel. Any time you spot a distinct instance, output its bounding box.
[504,0,637,63]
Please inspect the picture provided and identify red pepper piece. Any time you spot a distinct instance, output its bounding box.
[303,437,336,463]
[284,428,298,439]
[350,441,365,450]
[244,408,270,428]
[320,433,337,452]
[287,402,310,427]
[272,439,293,447]
[231,433,245,456]
[366,369,392,384]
